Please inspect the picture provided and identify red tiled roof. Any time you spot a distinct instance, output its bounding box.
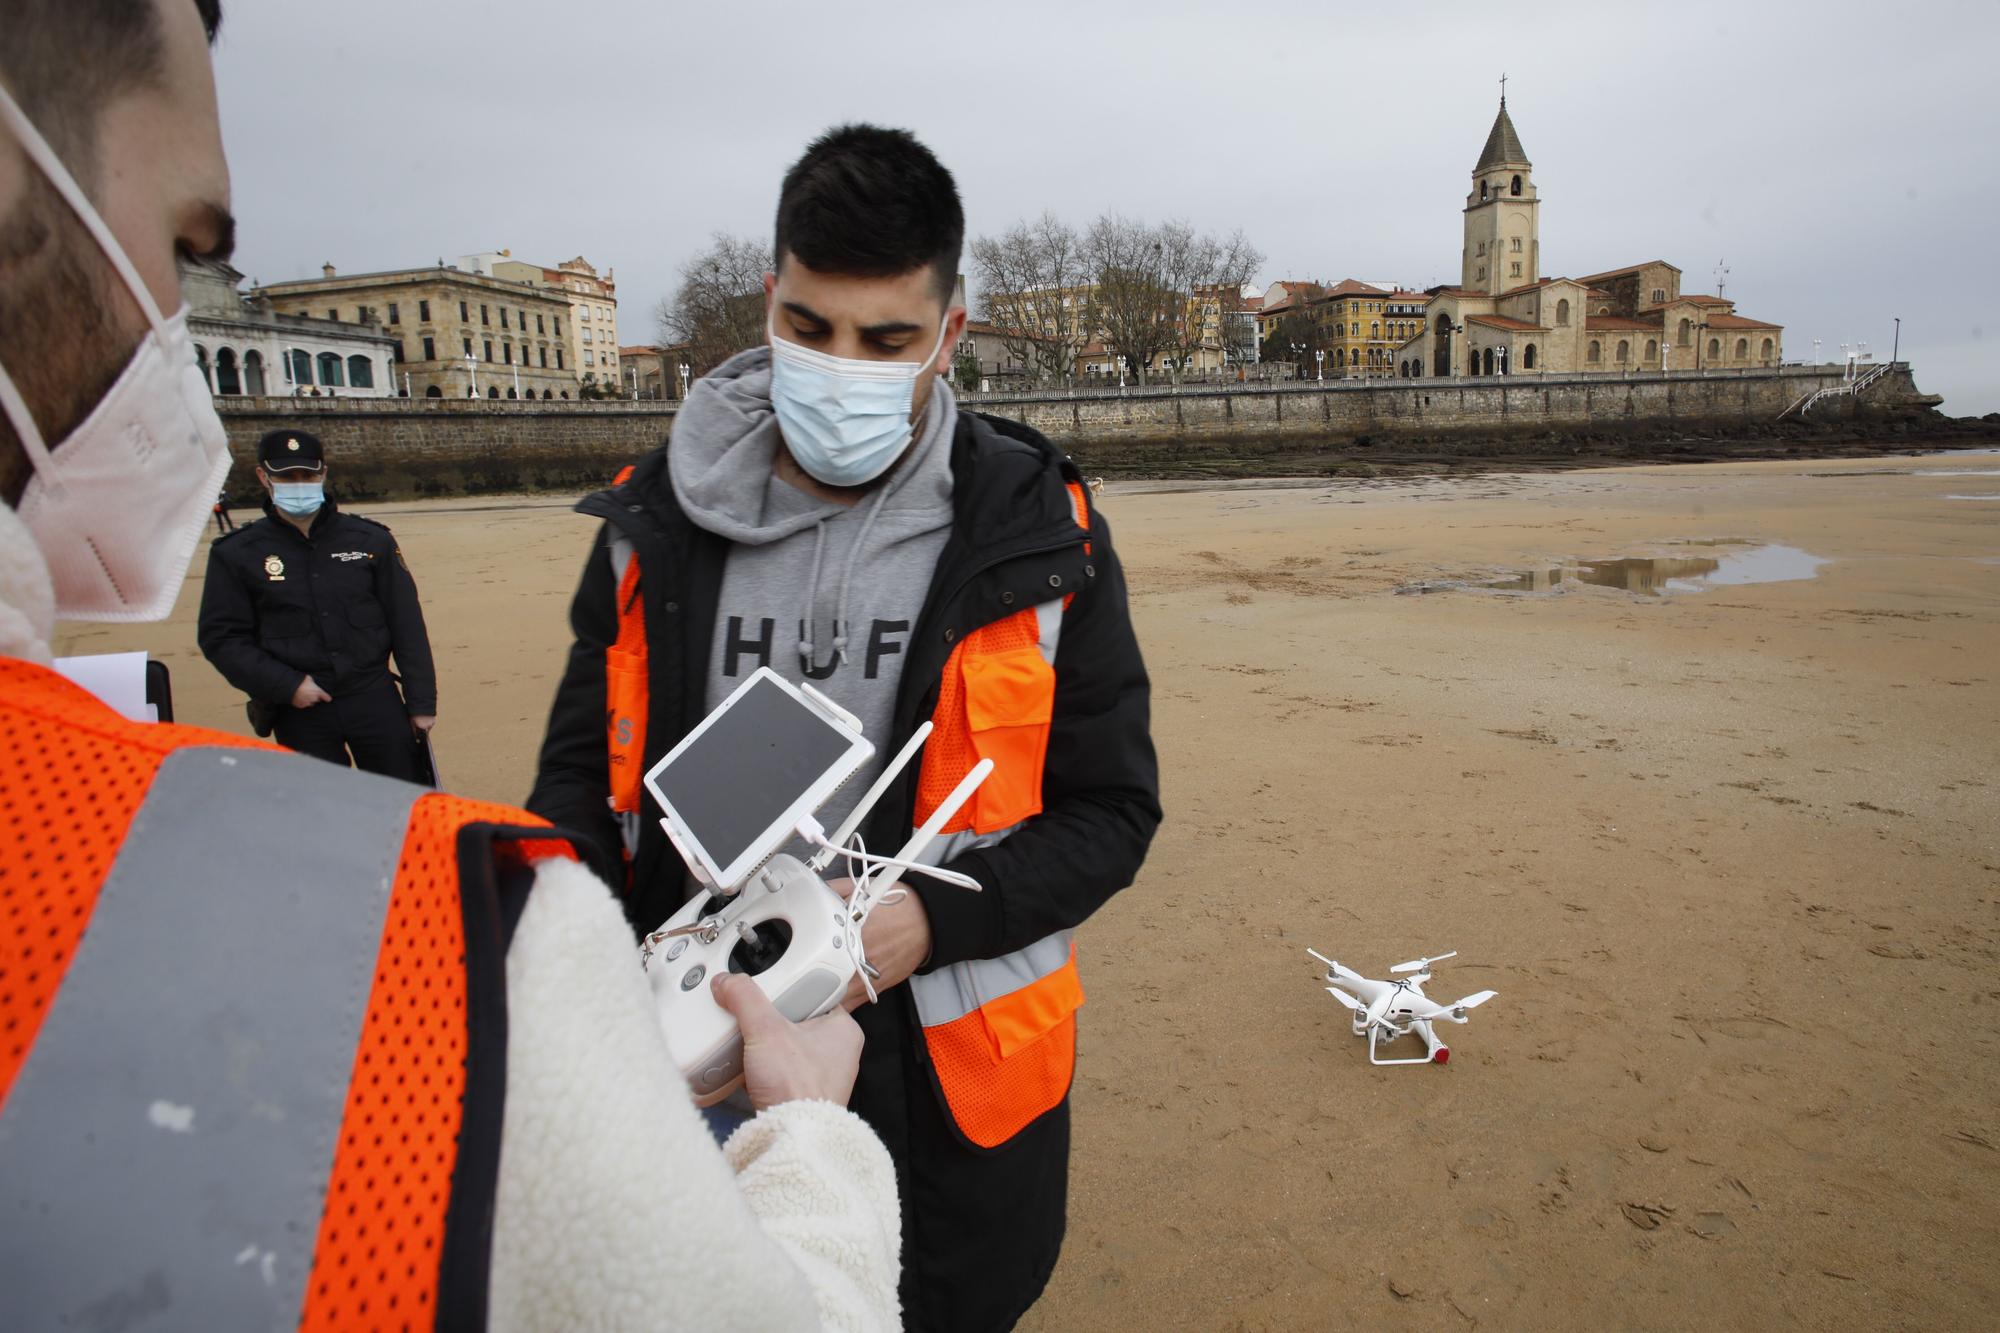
[1584,315,1658,331]
[1322,278,1390,298]
[1466,314,1546,332]
[1574,260,1681,284]
[1704,313,1782,331]
[1676,294,1732,307]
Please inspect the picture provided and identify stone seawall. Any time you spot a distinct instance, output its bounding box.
[216,365,1942,497]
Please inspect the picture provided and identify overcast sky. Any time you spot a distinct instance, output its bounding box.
[212,0,1999,414]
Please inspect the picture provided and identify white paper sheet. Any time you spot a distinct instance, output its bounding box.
[52,651,158,723]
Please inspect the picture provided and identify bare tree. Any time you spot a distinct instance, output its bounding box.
[656,232,772,378]
[1083,214,1174,385]
[1080,215,1263,385]
[968,213,1093,384]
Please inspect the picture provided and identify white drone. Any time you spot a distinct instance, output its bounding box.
[1306,948,1498,1066]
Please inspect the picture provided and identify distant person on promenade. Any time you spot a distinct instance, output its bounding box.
[211,488,234,532]
[528,123,1162,1331]
[198,428,438,779]
[0,3,900,1328]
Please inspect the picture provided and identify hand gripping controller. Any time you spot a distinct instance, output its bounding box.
[643,736,994,1107]
[641,854,856,1105]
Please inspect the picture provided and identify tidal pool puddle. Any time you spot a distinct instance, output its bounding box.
[1480,544,1828,597]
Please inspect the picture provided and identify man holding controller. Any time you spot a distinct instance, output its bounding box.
[530,125,1162,1330]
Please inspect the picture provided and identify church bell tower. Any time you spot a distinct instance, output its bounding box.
[1462,91,1539,296]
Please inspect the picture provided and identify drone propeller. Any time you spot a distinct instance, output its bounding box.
[1307,947,1368,986]
[1390,950,1457,974]
[1409,989,1498,1023]
[1323,986,1364,1012]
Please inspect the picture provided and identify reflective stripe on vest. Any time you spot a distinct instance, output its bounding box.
[0,746,422,1330]
[907,479,1091,1149]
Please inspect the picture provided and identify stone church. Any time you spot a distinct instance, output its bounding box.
[1396,99,1782,379]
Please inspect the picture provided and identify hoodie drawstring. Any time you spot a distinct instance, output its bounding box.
[798,480,894,672]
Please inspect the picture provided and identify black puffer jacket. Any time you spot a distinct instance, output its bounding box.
[197,498,437,713]
[527,410,1161,1332]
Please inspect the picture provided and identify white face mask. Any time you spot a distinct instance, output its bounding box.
[0,81,232,623]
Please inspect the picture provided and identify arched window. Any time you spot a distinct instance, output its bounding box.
[1616,340,1630,363]
[1482,347,1495,375]
[1587,340,1601,364]
[1511,174,1522,196]
[346,354,373,389]
[1645,339,1658,362]
[506,387,518,399]
[1350,348,1361,367]
[214,347,241,396]
[1351,323,1360,336]
[487,386,500,398]
[243,349,267,396]
[289,348,313,386]
[195,344,212,391]
[1370,321,1379,338]
[1480,181,1490,200]
[542,389,553,400]
[1678,318,1692,347]
[1735,338,1749,360]
[559,390,569,399]
[1708,338,1721,360]
[317,352,345,387]
[1556,299,1570,327]
[425,385,442,397]
[1523,343,1537,369]
[1761,338,1774,361]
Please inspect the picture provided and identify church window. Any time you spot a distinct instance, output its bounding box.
[1646,339,1658,361]
[1616,340,1630,363]
[425,385,442,397]
[1511,263,1522,277]
[1511,174,1522,196]
[1478,241,1487,255]
[1511,238,1522,252]
[1678,317,1692,346]
[1478,267,1487,282]
[1524,344,1537,369]
[1735,338,1749,359]
[1587,340,1601,363]
[1481,181,1490,200]
[1762,337,1775,361]
[1651,288,1666,304]
[1708,337,1721,359]
[1556,299,1570,326]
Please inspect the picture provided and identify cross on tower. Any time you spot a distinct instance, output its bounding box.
[1499,72,1508,104]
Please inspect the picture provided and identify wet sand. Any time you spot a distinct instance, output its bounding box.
[53,452,2000,1330]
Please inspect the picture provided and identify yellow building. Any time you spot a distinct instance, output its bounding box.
[464,251,622,392]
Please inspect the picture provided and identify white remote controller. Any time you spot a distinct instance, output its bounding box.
[642,854,855,1107]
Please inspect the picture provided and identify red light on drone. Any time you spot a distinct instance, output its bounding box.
[1433,1047,1450,1065]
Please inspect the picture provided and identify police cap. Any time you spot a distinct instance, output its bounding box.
[256,429,326,473]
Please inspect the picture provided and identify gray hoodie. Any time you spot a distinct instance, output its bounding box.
[669,346,957,839]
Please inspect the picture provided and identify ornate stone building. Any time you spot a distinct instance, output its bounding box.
[256,264,577,398]
[183,257,399,398]
[1396,98,1782,378]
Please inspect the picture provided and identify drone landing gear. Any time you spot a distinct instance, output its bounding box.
[1358,1017,1450,1066]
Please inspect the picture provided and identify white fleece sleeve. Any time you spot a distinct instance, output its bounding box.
[488,856,902,1333]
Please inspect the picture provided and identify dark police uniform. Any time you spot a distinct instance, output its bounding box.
[196,436,436,782]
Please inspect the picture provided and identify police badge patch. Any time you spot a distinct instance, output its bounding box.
[264,554,285,580]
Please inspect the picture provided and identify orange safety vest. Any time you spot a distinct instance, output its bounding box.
[604,464,649,823]
[0,658,572,1329]
[905,480,1093,1148]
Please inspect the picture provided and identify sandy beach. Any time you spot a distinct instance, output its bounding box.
[52,450,1999,1330]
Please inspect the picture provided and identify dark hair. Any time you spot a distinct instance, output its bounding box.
[774,124,963,305]
[0,1,223,173]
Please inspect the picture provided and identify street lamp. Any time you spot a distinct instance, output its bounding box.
[678,362,691,399]
[1892,317,1900,367]
[1315,349,1325,382]
[464,350,479,398]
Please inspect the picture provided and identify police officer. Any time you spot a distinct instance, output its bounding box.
[197,428,437,780]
